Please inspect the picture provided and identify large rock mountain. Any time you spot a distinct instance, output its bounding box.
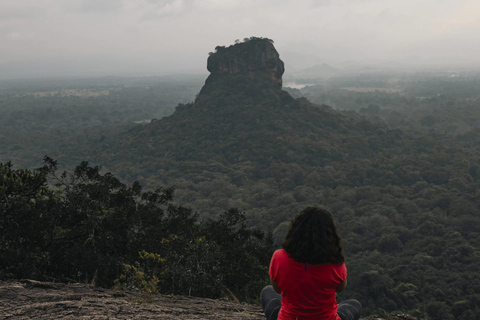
[95,37,398,220]
[116,37,390,168]
[199,37,284,96]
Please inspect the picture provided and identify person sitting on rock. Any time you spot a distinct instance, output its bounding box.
[261,207,361,320]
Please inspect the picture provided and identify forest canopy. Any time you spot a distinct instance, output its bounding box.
[1,70,480,319]
[0,158,273,302]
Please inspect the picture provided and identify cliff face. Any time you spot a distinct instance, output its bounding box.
[199,37,285,96]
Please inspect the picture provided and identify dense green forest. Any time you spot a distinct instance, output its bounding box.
[0,75,204,168]
[1,158,272,302]
[2,68,480,319]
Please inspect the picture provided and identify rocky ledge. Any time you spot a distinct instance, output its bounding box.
[0,280,417,320]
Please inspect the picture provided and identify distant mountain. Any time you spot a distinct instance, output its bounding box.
[77,38,407,235]
[98,38,392,179]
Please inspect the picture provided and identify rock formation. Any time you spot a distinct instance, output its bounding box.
[0,280,418,320]
[0,280,264,320]
[198,37,285,96]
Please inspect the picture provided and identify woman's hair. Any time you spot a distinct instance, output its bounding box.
[282,207,344,264]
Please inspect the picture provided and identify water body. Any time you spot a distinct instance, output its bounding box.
[283,83,313,89]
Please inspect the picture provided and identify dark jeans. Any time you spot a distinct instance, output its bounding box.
[261,285,361,320]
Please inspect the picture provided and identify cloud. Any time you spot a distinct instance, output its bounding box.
[1,0,479,78]
[81,0,125,13]
[429,0,480,34]
[0,3,47,20]
[63,0,125,14]
[139,0,189,19]
[193,0,244,10]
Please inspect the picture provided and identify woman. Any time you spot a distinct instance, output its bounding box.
[261,207,361,320]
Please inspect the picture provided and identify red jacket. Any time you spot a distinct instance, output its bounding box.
[269,249,347,320]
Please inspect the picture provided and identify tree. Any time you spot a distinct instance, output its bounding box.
[39,157,174,286]
[1,158,273,302]
[0,161,58,279]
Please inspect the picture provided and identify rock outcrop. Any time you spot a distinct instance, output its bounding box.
[0,280,263,320]
[199,37,285,96]
[0,280,418,320]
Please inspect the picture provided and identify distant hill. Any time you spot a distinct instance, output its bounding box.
[95,37,397,202]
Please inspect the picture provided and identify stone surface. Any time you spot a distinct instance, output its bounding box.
[0,280,417,320]
[0,280,263,320]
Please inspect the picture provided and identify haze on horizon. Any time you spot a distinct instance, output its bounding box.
[1,0,480,80]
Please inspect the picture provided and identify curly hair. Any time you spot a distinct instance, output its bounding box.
[282,207,344,265]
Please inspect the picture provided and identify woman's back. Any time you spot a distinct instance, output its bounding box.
[261,207,361,320]
[269,249,346,320]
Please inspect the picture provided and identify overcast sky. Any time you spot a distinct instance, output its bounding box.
[1,0,480,79]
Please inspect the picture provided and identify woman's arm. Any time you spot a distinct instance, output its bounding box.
[336,279,347,292]
[271,278,281,294]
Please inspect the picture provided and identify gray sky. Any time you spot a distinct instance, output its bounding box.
[1,0,480,79]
